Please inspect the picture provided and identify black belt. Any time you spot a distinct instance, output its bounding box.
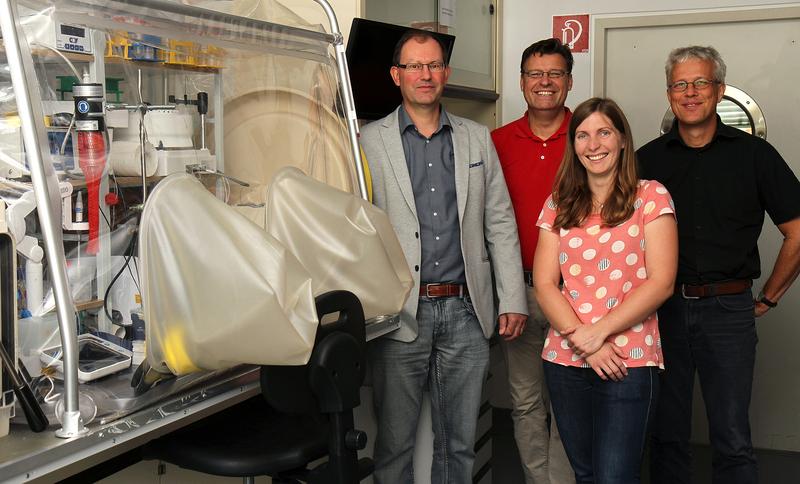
[676,279,752,299]
[419,283,468,298]
[523,271,534,287]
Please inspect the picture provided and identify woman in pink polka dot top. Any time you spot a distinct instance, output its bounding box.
[532,97,678,483]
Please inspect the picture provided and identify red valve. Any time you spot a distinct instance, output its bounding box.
[105,191,120,206]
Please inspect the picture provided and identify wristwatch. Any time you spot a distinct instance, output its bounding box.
[756,290,777,308]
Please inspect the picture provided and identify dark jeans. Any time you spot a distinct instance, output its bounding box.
[544,362,659,484]
[650,291,758,484]
[368,296,489,484]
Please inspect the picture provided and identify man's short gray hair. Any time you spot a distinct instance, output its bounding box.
[665,45,726,86]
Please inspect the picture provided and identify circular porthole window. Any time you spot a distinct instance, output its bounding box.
[660,85,767,139]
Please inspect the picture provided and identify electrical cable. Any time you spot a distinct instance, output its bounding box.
[131,256,141,293]
[64,194,138,327]
[98,208,139,324]
[29,43,83,161]
[102,235,136,324]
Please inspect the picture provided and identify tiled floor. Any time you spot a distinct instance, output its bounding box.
[491,407,800,484]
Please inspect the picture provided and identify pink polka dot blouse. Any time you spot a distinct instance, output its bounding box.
[536,180,675,369]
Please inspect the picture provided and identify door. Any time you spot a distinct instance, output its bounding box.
[595,6,800,452]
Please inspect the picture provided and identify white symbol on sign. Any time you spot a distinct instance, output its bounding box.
[561,19,583,49]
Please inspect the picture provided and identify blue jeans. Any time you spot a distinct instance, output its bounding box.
[368,296,490,484]
[650,291,758,484]
[544,362,658,484]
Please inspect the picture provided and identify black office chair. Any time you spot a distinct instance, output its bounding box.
[143,290,374,483]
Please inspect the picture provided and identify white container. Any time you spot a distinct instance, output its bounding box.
[0,402,13,438]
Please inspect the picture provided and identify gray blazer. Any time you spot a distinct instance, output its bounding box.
[360,107,527,342]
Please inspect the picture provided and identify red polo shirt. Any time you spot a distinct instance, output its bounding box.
[491,108,571,270]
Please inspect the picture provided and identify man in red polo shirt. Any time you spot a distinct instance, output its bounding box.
[491,38,574,484]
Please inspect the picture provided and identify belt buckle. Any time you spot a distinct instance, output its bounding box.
[425,283,441,298]
[680,284,700,300]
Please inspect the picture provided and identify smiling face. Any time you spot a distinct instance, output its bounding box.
[520,53,572,113]
[668,58,725,131]
[390,36,450,111]
[573,112,624,180]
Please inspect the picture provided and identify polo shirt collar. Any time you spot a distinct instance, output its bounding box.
[399,104,451,135]
[513,107,572,141]
[665,114,741,148]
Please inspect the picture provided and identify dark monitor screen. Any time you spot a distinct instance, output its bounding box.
[346,18,455,120]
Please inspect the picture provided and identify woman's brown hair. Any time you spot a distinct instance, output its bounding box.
[552,97,639,229]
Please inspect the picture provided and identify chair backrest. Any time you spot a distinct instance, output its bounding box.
[260,290,367,416]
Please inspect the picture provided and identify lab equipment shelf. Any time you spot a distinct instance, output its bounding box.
[74,298,103,312]
[103,56,221,74]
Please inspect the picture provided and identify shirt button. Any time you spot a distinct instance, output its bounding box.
[433,212,438,216]
[435,261,439,266]
[540,155,545,160]
[426,139,429,144]
[543,142,548,147]
[435,236,440,240]
[415,232,419,239]
[415,265,419,272]
[431,187,436,192]
[428,163,433,167]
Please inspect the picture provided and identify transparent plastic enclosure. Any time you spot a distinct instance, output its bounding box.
[1,0,360,419]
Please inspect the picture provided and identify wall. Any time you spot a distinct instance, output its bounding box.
[499,0,800,123]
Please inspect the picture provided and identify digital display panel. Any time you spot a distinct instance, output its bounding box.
[60,24,86,38]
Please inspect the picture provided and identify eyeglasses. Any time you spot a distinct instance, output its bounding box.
[395,62,447,73]
[521,70,568,80]
[668,79,720,92]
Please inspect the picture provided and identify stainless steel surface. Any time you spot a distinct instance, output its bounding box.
[0,0,85,438]
[106,104,176,111]
[312,0,368,201]
[0,311,392,481]
[0,366,259,483]
[660,84,767,139]
[72,84,103,97]
[365,314,401,340]
[200,113,206,151]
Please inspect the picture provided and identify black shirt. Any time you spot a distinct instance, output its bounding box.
[637,117,800,284]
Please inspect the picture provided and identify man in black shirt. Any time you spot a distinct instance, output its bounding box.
[638,45,800,484]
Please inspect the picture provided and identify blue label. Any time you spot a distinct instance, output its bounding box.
[77,100,90,114]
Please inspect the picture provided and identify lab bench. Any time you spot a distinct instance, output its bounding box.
[0,365,259,483]
[0,314,398,483]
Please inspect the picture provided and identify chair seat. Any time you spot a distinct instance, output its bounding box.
[145,396,329,477]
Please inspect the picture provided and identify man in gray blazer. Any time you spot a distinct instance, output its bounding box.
[360,29,528,483]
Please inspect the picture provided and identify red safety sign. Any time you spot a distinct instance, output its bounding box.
[552,14,590,53]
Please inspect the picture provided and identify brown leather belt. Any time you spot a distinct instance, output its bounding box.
[523,271,534,287]
[419,283,468,298]
[677,279,752,299]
